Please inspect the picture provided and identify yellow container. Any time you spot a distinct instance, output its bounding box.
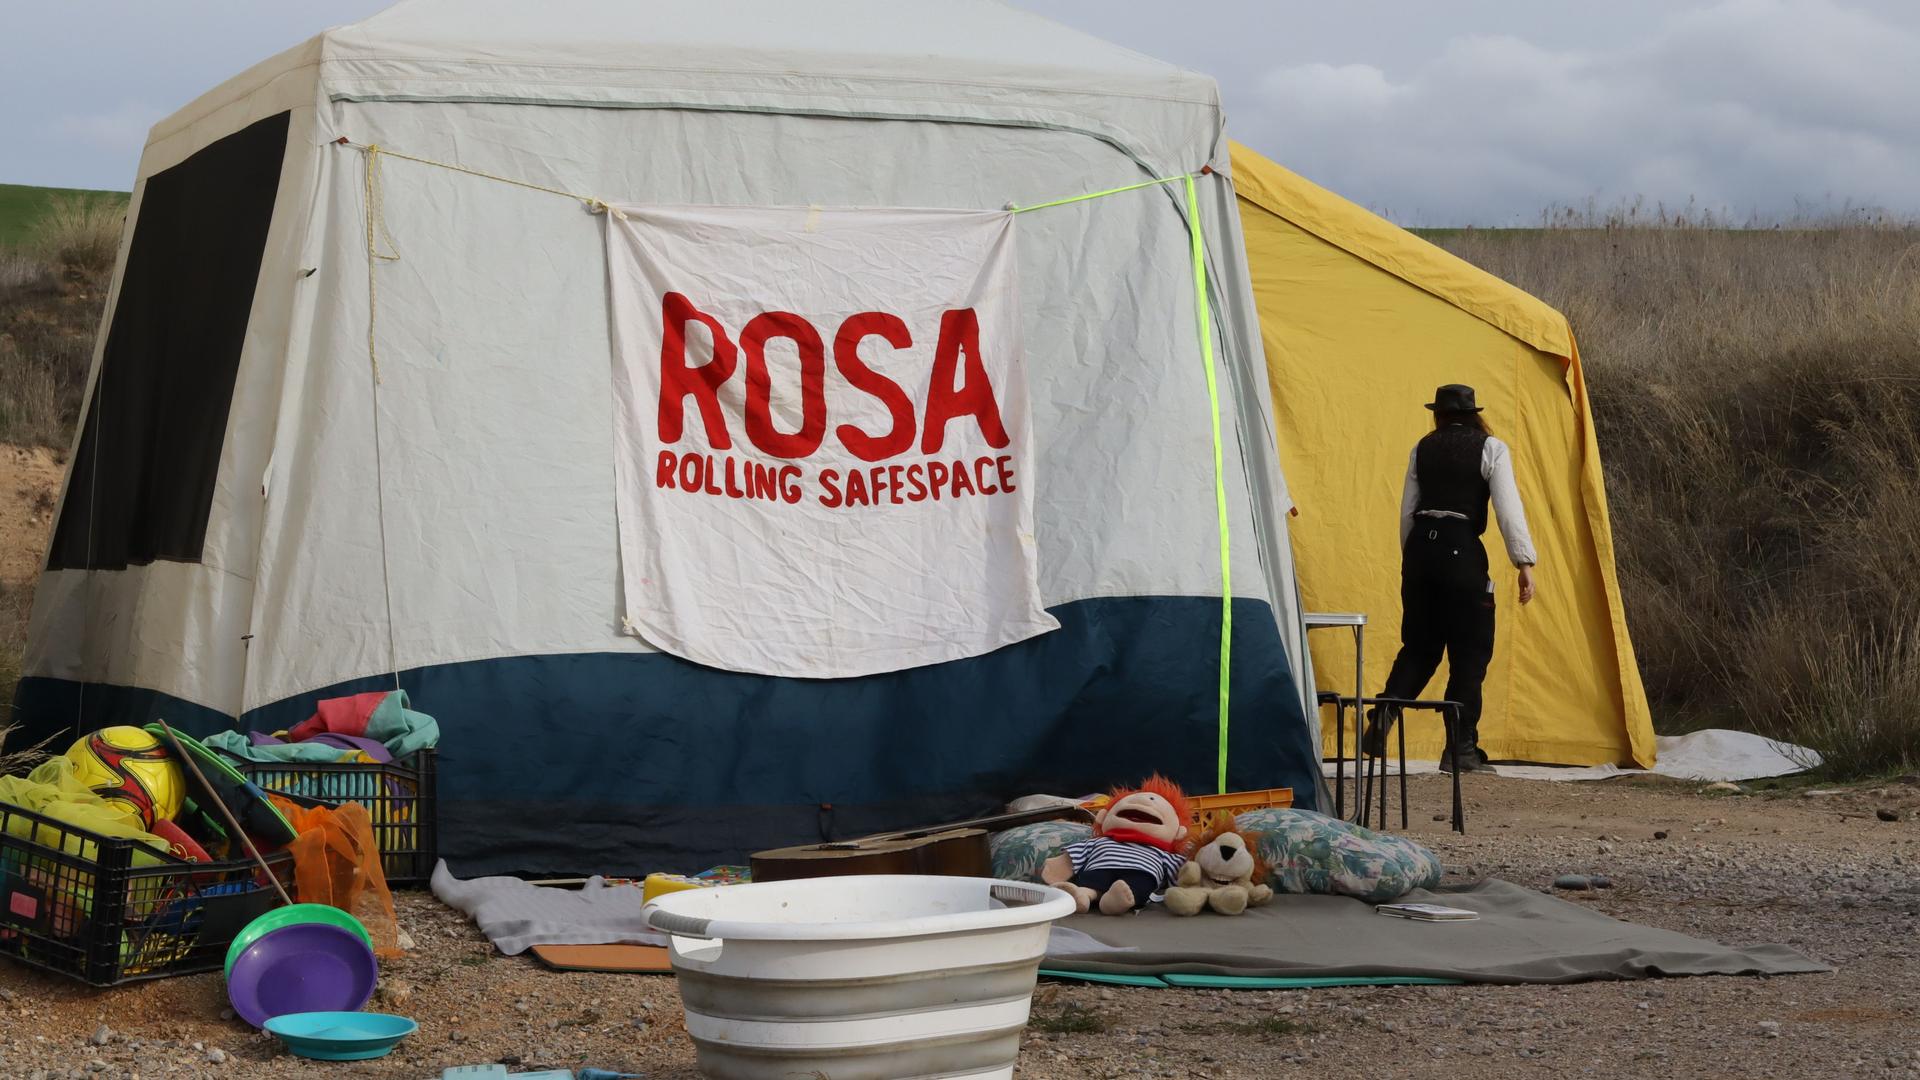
[642,867,751,904]
[642,873,708,905]
[1188,787,1293,823]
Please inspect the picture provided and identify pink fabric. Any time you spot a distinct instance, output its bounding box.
[287,691,388,742]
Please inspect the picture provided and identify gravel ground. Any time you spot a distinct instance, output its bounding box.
[0,773,1914,1079]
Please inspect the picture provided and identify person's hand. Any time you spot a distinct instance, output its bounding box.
[1517,565,1537,605]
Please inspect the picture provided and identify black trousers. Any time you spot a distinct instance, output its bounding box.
[1071,867,1160,910]
[1381,517,1496,751]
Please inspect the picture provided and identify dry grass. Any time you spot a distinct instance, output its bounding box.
[1435,216,1920,777]
[0,205,113,448]
[28,193,123,277]
[0,580,45,768]
[0,730,48,776]
[1,204,117,733]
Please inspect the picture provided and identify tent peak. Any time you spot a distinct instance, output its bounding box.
[331,0,1211,92]
[147,1,1225,177]
[1230,141,1574,360]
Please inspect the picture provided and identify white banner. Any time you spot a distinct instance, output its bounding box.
[604,205,1058,678]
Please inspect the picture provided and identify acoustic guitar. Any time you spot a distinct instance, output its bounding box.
[750,804,1095,883]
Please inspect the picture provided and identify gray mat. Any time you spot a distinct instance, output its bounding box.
[431,860,666,955]
[1043,879,1829,983]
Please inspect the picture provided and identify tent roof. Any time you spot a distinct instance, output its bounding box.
[335,0,1198,87]
[150,1,1224,175]
[1229,141,1574,359]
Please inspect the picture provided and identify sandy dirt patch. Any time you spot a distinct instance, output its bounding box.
[0,444,60,586]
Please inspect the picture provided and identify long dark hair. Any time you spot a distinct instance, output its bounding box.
[1434,409,1491,437]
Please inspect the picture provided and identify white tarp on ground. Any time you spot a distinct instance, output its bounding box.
[1321,728,1819,783]
[604,205,1055,677]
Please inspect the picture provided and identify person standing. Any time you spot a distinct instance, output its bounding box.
[1365,384,1537,771]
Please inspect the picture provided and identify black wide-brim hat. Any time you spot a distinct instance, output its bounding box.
[1424,384,1483,413]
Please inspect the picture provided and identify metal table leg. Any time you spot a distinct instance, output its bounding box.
[1360,726,1376,829]
[1336,691,1351,818]
[1352,624,1365,828]
[1397,698,1409,830]
[1447,704,1464,834]
[1378,709,1389,828]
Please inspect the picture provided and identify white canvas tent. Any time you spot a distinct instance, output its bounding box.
[17,0,1322,874]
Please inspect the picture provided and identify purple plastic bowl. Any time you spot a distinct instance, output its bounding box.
[226,923,378,1029]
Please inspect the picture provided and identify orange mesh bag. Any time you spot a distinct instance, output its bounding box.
[268,795,401,959]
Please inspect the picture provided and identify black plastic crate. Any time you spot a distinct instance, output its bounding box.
[236,749,436,886]
[0,802,293,986]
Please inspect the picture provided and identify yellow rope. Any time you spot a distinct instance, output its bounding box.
[1008,173,1188,213]
[344,139,622,217]
[351,136,619,386]
[359,145,406,688]
[348,138,622,688]
[344,136,1191,223]
[362,146,402,384]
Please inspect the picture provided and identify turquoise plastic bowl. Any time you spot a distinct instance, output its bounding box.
[261,1011,417,1061]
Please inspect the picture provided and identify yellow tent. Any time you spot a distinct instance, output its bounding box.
[1230,141,1654,767]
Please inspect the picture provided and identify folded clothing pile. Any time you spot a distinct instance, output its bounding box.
[206,689,440,771]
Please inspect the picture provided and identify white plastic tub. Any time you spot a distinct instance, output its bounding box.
[642,875,1076,1080]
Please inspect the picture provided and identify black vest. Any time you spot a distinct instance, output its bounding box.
[1414,423,1491,535]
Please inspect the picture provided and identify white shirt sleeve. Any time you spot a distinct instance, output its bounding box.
[1481,437,1537,567]
[1398,446,1420,548]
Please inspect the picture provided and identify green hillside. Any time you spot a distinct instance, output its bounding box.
[0,183,128,249]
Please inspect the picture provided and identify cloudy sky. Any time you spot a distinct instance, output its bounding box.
[2,0,1914,224]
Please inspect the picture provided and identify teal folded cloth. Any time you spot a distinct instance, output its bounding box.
[202,731,355,763]
[366,689,440,758]
[204,689,439,763]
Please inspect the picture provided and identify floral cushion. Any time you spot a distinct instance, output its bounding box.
[988,808,1440,904]
[1235,808,1443,903]
[988,819,1093,883]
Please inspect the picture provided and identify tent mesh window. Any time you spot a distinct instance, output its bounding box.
[45,110,291,572]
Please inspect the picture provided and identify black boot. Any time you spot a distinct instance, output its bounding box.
[1438,744,1489,772]
[1360,705,1398,758]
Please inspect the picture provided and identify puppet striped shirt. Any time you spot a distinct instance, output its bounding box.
[1064,837,1187,887]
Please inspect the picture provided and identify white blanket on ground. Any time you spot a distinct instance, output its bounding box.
[1320,728,1819,783]
[430,861,667,955]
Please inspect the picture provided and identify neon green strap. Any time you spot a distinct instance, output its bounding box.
[1184,174,1233,795]
[1016,170,1235,794]
[1008,174,1188,214]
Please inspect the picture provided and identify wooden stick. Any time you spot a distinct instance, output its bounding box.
[155,720,293,907]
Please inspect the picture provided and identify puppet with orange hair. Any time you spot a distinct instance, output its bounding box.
[1041,775,1193,915]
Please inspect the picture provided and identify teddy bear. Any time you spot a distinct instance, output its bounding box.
[1041,775,1192,915]
[1163,812,1273,916]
